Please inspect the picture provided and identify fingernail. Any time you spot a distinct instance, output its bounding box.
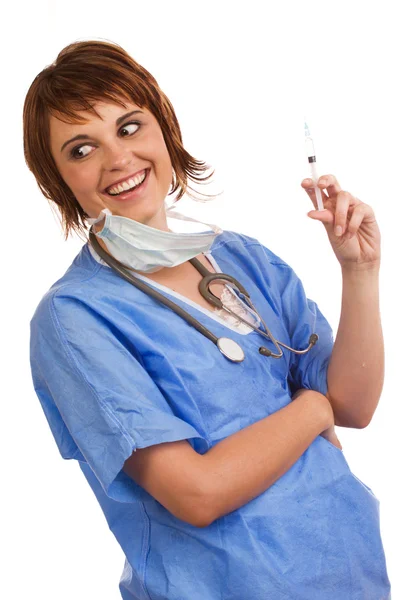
[319,178,327,186]
[335,225,343,236]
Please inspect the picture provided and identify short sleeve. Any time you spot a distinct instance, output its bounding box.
[30,292,209,503]
[277,262,334,396]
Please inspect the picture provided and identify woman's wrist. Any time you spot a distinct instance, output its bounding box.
[292,389,334,431]
[341,260,380,276]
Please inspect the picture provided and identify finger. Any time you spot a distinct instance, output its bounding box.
[334,191,352,236]
[307,208,333,225]
[317,174,342,198]
[347,203,373,238]
[301,178,329,211]
[333,434,343,450]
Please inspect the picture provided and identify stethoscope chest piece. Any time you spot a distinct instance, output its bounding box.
[217,337,245,362]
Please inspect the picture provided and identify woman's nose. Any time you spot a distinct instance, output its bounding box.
[102,141,134,170]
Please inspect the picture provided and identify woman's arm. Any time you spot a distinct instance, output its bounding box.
[326,264,383,429]
[124,389,334,527]
[301,173,383,429]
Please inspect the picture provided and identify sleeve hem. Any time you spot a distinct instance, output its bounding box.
[104,430,210,503]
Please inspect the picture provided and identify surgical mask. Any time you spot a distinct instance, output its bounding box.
[87,205,223,273]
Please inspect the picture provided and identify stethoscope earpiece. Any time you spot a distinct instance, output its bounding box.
[259,346,273,357]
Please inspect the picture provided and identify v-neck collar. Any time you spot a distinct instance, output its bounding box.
[87,244,261,336]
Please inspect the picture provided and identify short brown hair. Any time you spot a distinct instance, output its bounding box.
[23,40,216,239]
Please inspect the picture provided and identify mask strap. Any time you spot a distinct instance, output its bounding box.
[86,208,112,227]
[166,205,223,234]
[86,205,223,234]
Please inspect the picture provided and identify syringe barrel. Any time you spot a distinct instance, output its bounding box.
[309,161,319,182]
[305,136,315,160]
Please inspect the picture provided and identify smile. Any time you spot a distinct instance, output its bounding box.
[104,169,148,196]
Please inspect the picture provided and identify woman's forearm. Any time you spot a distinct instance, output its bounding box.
[201,390,332,526]
[326,263,384,428]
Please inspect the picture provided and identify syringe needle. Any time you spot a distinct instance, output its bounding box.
[304,121,325,211]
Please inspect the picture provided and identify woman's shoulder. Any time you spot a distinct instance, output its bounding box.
[31,244,106,325]
[212,229,291,268]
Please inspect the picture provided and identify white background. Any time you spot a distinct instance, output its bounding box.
[2,0,399,597]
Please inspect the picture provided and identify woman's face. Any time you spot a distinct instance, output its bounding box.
[49,99,173,231]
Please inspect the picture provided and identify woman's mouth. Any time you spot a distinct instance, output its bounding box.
[103,169,150,201]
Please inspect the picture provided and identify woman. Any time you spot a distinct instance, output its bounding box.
[25,40,391,599]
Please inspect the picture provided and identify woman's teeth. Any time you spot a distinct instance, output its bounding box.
[107,171,146,196]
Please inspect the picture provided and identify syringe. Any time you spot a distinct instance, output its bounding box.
[304,121,325,211]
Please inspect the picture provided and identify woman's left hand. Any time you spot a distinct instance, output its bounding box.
[301,174,381,270]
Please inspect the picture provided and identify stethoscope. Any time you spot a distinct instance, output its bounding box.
[89,231,318,363]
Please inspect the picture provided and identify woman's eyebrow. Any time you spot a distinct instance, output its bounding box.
[60,110,145,152]
[115,109,144,126]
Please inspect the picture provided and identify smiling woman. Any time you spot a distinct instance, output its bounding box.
[23,40,216,239]
[48,100,176,231]
[24,39,391,600]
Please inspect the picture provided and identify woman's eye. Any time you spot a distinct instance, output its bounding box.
[119,121,140,136]
[71,144,92,159]
[70,122,140,160]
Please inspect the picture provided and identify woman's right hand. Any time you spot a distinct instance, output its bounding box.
[320,423,343,450]
[291,388,342,450]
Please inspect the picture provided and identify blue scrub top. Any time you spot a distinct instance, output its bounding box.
[30,230,391,599]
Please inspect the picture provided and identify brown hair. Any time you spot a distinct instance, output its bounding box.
[23,39,217,240]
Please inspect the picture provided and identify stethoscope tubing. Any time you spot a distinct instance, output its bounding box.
[89,231,318,360]
[89,232,220,345]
